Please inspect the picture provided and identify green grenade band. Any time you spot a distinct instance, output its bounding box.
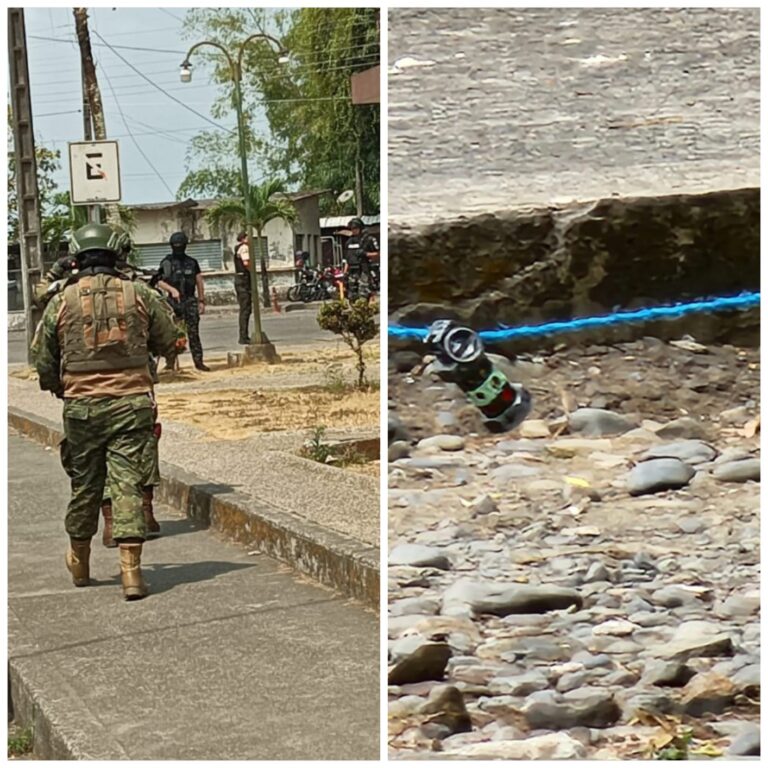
[466,368,509,408]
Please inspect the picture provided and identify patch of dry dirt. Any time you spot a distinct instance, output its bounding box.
[156,385,379,441]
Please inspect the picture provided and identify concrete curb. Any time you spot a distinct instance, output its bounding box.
[8,406,379,609]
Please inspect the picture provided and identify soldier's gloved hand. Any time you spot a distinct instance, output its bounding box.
[48,256,78,281]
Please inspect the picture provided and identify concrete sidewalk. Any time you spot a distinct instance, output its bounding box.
[8,372,379,605]
[8,430,379,760]
[7,376,379,547]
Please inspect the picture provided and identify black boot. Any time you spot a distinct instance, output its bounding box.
[194,359,210,372]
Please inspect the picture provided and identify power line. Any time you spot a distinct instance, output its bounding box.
[29,33,186,55]
[28,32,378,68]
[91,29,233,134]
[30,56,380,104]
[158,8,186,23]
[34,109,83,118]
[99,54,175,198]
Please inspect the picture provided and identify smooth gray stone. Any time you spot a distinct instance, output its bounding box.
[727,724,760,756]
[417,434,466,452]
[472,585,583,616]
[713,458,760,483]
[523,688,620,730]
[389,596,441,617]
[642,659,695,687]
[388,642,452,685]
[488,670,550,696]
[626,458,695,495]
[490,463,540,483]
[389,544,452,570]
[388,440,411,462]
[642,439,716,465]
[656,417,710,440]
[568,408,636,437]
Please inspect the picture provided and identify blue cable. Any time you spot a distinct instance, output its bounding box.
[388,291,760,342]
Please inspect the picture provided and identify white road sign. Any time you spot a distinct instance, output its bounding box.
[68,140,121,204]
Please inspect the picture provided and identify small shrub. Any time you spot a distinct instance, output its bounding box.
[300,425,334,464]
[317,299,378,389]
[322,365,348,395]
[8,726,33,757]
[299,425,366,467]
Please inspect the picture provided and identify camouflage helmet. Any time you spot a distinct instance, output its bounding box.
[113,227,132,255]
[69,223,123,258]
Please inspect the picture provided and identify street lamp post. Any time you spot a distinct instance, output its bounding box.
[181,34,285,358]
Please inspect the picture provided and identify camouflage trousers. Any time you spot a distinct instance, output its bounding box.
[178,298,204,365]
[102,430,160,503]
[60,394,155,540]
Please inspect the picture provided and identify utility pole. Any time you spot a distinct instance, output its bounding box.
[79,52,99,223]
[73,7,118,225]
[8,8,44,362]
[350,65,379,217]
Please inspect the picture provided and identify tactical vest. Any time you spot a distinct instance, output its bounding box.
[345,235,365,268]
[161,254,198,299]
[234,243,250,278]
[60,273,149,373]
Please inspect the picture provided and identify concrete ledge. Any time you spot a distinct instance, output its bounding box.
[8,406,379,608]
[389,188,760,352]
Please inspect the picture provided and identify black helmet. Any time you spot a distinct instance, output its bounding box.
[169,231,188,248]
[348,218,364,230]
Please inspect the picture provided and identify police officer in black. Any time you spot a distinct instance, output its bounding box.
[233,231,251,345]
[344,218,379,297]
[156,232,209,371]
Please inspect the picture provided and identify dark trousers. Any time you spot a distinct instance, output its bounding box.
[179,298,204,364]
[234,275,252,342]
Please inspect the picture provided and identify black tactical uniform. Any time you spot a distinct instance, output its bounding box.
[156,232,208,370]
[344,218,379,297]
[233,234,252,344]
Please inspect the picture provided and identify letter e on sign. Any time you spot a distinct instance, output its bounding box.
[69,140,121,204]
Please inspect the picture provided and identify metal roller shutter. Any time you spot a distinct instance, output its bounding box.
[134,240,223,271]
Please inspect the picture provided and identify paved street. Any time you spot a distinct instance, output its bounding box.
[8,305,336,365]
[7,430,379,760]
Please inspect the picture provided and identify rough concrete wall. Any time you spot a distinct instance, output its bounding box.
[389,188,759,351]
[388,8,759,223]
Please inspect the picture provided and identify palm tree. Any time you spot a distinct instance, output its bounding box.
[206,178,298,308]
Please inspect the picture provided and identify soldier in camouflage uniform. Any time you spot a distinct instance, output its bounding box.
[33,223,177,600]
[99,235,171,546]
[155,231,209,371]
[34,237,173,548]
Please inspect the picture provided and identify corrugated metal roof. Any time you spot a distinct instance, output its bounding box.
[135,240,223,272]
[320,215,380,229]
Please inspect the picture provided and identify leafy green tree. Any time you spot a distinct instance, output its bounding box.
[8,106,61,245]
[206,178,297,307]
[41,191,136,259]
[179,7,379,214]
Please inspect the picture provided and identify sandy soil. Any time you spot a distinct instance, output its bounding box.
[156,385,379,441]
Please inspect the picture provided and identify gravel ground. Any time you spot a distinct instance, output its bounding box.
[387,338,759,759]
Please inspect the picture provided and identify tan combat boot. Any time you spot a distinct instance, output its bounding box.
[119,543,148,601]
[65,538,91,587]
[101,500,117,548]
[142,487,161,535]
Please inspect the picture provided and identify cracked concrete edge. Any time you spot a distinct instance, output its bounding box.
[7,406,380,610]
[8,658,122,760]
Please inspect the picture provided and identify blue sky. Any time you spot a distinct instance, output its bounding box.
[23,7,272,205]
